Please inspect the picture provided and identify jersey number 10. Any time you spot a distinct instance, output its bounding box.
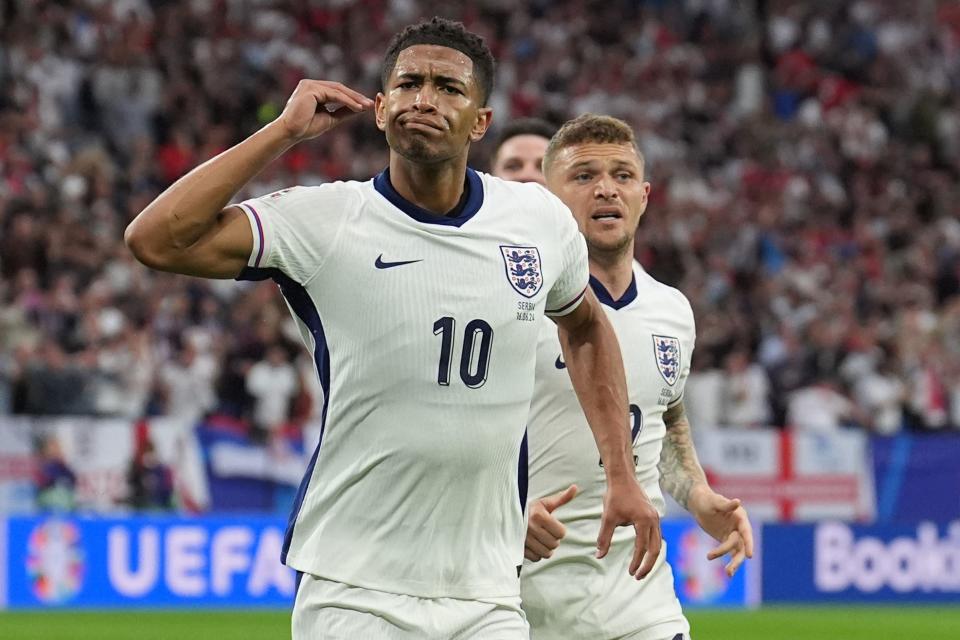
[433,317,494,388]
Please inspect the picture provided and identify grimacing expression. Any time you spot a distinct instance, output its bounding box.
[376,45,492,164]
[492,134,550,185]
[546,142,650,255]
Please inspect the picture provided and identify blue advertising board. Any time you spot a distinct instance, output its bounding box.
[2,515,296,609]
[872,435,960,524]
[763,521,960,603]
[0,516,752,609]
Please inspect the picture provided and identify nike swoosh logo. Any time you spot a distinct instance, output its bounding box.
[375,254,423,269]
[555,355,566,370]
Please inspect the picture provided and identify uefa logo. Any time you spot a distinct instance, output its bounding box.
[676,527,729,602]
[26,520,85,604]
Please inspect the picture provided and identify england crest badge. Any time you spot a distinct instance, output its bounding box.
[500,246,543,298]
[652,335,681,386]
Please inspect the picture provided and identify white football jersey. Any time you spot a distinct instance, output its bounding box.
[521,262,695,640]
[237,168,588,600]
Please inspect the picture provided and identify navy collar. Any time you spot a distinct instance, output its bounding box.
[373,167,484,227]
[590,273,637,310]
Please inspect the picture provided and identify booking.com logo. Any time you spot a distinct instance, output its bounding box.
[815,521,960,593]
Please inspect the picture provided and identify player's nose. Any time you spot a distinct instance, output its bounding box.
[412,86,439,112]
[594,175,619,199]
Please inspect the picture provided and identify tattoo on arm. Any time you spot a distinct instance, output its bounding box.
[658,401,708,510]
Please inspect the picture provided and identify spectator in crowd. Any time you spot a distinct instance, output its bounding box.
[0,1,958,434]
[35,436,77,512]
[683,350,724,432]
[159,341,218,426]
[852,353,906,434]
[245,345,299,438]
[720,350,772,428]
[127,439,174,512]
[20,343,95,416]
[787,377,862,432]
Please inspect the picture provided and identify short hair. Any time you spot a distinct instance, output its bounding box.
[382,17,495,105]
[492,118,557,158]
[542,114,644,175]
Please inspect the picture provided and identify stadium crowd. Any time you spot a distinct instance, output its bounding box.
[1,0,959,435]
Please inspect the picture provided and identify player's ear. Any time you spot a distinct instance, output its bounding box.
[469,107,493,143]
[375,93,387,132]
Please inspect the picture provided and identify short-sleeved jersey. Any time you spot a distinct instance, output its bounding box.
[521,262,696,639]
[236,168,588,600]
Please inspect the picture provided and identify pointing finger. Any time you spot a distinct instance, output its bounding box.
[596,514,615,559]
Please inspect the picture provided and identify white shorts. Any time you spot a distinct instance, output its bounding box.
[292,573,530,640]
[522,540,688,640]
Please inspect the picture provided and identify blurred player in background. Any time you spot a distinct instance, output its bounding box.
[125,17,661,640]
[520,115,754,640]
[490,117,556,185]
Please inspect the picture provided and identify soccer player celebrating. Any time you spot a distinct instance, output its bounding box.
[490,117,556,185]
[520,115,754,640]
[125,19,660,639]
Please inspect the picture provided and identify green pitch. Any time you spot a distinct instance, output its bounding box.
[0,606,957,639]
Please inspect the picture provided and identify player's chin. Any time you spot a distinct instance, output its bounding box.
[584,227,630,251]
[396,138,453,164]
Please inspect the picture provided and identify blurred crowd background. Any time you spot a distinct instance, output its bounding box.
[2,0,959,437]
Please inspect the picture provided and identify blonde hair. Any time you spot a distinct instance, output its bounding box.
[543,114,644,175]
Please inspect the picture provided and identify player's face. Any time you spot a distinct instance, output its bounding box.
[546,143,650,256]
[492,135,549,185]
[376,45,492,164]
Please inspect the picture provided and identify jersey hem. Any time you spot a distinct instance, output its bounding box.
[286,557,522,601]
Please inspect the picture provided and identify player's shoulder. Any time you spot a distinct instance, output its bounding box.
[633,262,695,328]
[255,180,366,209]
[478,172,569,217]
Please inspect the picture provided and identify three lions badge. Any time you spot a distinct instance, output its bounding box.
[500,246,543,298]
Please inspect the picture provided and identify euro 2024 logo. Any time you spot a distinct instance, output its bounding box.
[27,519,85,604]
[677,527,729,602]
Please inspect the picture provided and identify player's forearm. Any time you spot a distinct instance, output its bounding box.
[559,301,634,480]
[125,122,294,264]
[657,402,709,509]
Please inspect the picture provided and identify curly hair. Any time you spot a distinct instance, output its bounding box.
[381,17,495,105]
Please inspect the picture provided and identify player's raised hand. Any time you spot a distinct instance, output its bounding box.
[524,484,578,562]
[274,80,374,143]
[596,478,662,580]
[688,486,754,577]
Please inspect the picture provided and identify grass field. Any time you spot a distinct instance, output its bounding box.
[0,607,958,640]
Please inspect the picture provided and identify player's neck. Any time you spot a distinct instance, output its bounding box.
[388,154,469,216]
[588,248,634,300]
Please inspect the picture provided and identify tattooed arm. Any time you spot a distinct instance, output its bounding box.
[658,400,754,576]
[657,402,708,509]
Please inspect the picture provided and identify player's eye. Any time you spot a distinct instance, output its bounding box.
[573,173,592,183]
[616,172,634,181]
[440,86,463,95]
[397,81,417,89]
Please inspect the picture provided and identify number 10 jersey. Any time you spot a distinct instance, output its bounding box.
[237,168,588,600]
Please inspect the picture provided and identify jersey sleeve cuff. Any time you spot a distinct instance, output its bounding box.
[667,391,684,408]
[238,202,270,268]
[545,286,587,317]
